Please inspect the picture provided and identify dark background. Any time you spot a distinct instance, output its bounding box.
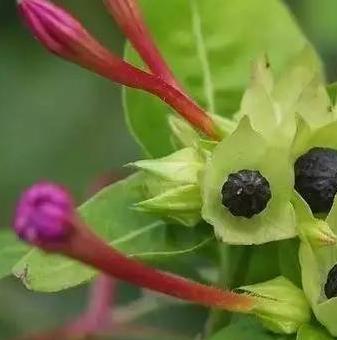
[1,0,337,338]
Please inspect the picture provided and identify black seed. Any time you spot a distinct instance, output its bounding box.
[325,264,337,299]
[295,147,337,214]
[221,170,272,218]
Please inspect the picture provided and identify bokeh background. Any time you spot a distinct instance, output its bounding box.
[1,0,337,338]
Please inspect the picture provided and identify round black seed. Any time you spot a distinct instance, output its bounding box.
[221,170,272,218]
[324,264,337,299]
[294,147,337,214]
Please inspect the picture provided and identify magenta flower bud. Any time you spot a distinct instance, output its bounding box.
[14,182,74,247]
[17,0,105,62]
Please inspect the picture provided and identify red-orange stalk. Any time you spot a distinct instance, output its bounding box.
[61,221,254,313]
[104,0,179,87]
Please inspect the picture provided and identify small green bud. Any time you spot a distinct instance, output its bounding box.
[198,139,218,153]
[130,147,204,227]
[168,115,200,149]
[292,192,337,248]
[129,147,204,185]
[135,184,201,227]
[239,276,311,334]
[210,113,237,138]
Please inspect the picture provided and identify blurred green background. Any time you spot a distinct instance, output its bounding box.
[1,0,337,338]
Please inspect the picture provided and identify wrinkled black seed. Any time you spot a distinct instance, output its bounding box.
[221,170,272,218]
[325,264,337,299]
[295,147,337,214]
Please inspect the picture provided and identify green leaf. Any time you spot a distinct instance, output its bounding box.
[0,230,29,280]
[13,174,212,292]
[124,0,318,157]
[208,315,293,340]
[201,117,296,245]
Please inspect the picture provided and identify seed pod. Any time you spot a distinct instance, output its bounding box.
[325,264,337,299]
[295,147,337,214]
[221,170,271,218]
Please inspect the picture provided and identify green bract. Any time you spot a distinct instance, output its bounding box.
[298,196,337,336]
[293,120,337,161]
[239,276,311,334]
[273,47,325,126]
[238,55,296,144]
[130,147,204,227]
[238,47,328,147]
[202,117,296,245]
[292,193,337,248]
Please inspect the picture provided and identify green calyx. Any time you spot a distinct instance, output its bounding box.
[240,276,311,335]
[201,117,296,245]
[298,196,337,336]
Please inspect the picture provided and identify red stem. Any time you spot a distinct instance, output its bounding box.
[62,225,254,313]
[65,275,115,335]
[105,0,179,88]
[91,54,219,139]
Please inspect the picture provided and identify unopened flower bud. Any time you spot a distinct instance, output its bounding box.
[13,182,74,248]
[239,276,311,334]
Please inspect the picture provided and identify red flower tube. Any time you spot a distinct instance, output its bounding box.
[17,0,220,140]
[104,0,179,87]
[13,182,255,313]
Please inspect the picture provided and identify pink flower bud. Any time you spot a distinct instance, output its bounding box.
[13,182,74,247]
[17,0,108,64]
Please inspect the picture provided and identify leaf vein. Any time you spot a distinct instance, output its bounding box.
[189,0,215,114]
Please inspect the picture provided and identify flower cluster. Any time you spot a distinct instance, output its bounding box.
[12,0,337,338]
